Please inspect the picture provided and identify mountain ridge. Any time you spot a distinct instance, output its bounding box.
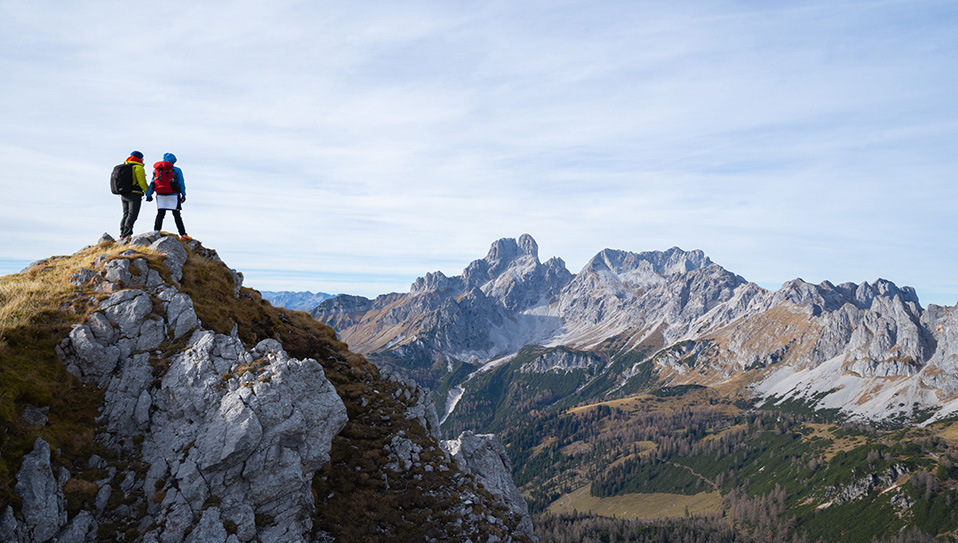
[313,234,958,426]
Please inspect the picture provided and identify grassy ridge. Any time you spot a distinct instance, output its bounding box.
[0,243,151,509]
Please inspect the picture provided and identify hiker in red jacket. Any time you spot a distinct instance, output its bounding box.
[146,152,191,241]
[118,151,149,240]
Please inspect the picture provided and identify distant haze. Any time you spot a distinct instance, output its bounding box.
[260,291,335,312]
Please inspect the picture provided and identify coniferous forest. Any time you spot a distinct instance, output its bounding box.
[483,384,958,543]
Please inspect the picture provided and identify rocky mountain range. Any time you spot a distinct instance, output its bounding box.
[313,234,958,427]
[0,233,537,543]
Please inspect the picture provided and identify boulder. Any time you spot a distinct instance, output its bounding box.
[150,236,188,282]
[53,510,97,543]
[14,438,65,542]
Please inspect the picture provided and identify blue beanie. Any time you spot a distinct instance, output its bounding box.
[130,150,144,159]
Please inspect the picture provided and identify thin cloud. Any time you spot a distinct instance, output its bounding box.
[0,0,955,307]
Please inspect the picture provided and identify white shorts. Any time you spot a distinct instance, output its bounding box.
[156,194,179,210]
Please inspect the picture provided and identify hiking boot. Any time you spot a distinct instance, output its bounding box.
[179,235,192,241]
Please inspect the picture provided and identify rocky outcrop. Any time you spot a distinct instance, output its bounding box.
[11,439,66,542]
[4,233,344,543]
[521,348,599,373]
[442,432,539,542]
[137,335,348,543]
[2,233,539,542]
[819,463,910,508]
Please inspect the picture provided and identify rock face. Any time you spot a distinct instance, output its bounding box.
[134,335,348,543]
[18,232,348,543]
[442,432,538,541]
[2,233,538,543]
[315,234,958,425]
[13,439,66,542]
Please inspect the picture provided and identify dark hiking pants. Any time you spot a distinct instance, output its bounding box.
[154,209,187,236]
[120,194,142,238]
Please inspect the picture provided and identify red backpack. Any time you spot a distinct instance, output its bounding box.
[152,161,180,194]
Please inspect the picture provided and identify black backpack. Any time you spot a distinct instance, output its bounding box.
[110,163,135,195]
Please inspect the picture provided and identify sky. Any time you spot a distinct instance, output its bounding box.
[1,0,956,306]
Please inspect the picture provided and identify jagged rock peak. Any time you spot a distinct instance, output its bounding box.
[471,234,542,280]
[409,235,562,297]
[580,246,714,290]
[410,270,460,295]
[774,277,922,312]
[484,234,539,263]
[543,256,566,269]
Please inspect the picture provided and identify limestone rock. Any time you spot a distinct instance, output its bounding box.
[442,432,539,542]
[157,286,201,339]
[386,435,423,472]
[183,508,230,543]
[379,364,442,439]
[99,289,153,339]
[0,507,17,542]
[63,324,121,386]
[14,438,65,542]
[150,236,188,282]
[138,333,348,542]
[26,236,355,542]
[22,405,49,427]
[522,349,599,373]
[53,510,97,543]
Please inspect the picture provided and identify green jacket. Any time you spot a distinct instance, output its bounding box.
[125,159,149,195]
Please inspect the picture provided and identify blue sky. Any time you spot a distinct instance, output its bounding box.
[2,0,956,306]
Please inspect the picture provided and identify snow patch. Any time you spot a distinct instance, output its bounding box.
[441,386,464,425]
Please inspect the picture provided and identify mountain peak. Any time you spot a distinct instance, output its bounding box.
[484,234,539,266]
[518,233,538,257]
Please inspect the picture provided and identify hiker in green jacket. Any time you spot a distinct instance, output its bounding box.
[119,151,150,240]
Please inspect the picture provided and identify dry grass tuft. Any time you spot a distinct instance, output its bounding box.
[0,244,163,341]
